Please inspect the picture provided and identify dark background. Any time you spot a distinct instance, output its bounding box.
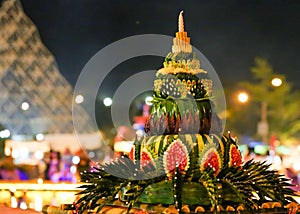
[8,0,299,91]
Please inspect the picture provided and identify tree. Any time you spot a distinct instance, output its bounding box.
[226,57,300,145]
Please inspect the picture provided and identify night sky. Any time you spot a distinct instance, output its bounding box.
[5,0,300,91]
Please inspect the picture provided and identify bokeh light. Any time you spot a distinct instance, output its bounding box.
[75,94,84,104]
[271,77,282,87]
[238,92,249,103]
[103,97,113,106]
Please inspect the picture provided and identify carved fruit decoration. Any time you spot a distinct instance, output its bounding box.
[140,149,154,167]
[199,147,222,176]
[229,144,242,167]
[163,139,190,178]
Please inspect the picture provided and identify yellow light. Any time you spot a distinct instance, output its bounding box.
[293,163,300,171]
[11,150,18,158]
[34,151,44,160]
[10,196,18,208]
[271,77,282,87]
[114,141,134,153]
[36,133,45,141]
[0,182,81,192]
[34,195,43,211]
[75,95,84,104]
[4,146,11,156]
[20,201,28,210]
[37,178,43,184]
[9,187,16,193]
[238,92,249,103]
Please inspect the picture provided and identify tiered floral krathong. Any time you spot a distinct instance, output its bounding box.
[74,11,297,214]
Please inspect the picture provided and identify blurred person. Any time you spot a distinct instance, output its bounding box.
[243,147,257,162]
[0,155,28,180]
[44,150,60,181]
[59,148,76,182]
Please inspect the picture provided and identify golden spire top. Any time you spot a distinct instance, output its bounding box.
[178,11,184,32]
[172,11,192,53]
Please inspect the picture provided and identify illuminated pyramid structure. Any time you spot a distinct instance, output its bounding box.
[0,0,94,138]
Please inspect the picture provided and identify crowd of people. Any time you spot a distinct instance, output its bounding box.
[0,147,90,182]
[0,155,28,180]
